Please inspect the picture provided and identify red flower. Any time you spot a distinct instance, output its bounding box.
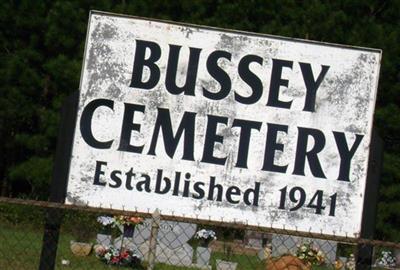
[121,251,130,259]
[111,256,120,263]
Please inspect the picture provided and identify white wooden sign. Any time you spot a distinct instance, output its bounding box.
[66,11,381,237]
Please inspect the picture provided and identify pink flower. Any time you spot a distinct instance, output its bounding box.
[129,217,143,224]
[95,245,106,256]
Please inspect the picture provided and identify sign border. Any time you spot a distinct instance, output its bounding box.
[69,10,383,239]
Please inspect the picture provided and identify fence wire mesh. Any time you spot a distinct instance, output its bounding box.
[0,197,399,270]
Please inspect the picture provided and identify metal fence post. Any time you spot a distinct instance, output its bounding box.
[147,209,161,270]
[38,92,79,270]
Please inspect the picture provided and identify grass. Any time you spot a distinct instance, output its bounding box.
[0,224,42,270]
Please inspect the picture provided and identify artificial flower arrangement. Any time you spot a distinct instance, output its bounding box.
[95,215,145,268]
[96,215,144,231]
[95,245,143,268]
[114,215,144,227]
[345,254,355,270]
[97,215,143,245]
[113,215,144,237]
[195,229,217,247]
[376,250,396,268]
[296,242,325,266]
[335,254,356,270]
[97,216,115,234]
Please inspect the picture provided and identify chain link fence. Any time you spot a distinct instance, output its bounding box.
[0,197,399,270]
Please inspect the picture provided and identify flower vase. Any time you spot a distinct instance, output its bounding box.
[123,224,135,238]
[196,246,211,267]
[199,239,212,248]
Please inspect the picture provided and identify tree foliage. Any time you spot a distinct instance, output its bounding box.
[0,0,398,241]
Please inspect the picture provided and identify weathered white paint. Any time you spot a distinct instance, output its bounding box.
[66,11,381,237]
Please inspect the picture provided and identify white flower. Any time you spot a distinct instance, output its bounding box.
[97,216,114,226]
[195,229,216,240]
[104,253,111,262]
[132,253,140,259]
[377,250,396,267]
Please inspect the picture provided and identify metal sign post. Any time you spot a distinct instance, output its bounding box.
[356,129,383,270]
[38,92,78,270]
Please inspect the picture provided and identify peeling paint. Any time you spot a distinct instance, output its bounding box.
[66,12,381,238]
